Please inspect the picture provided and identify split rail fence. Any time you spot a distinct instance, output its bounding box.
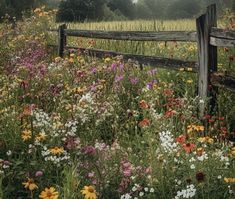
[48,4,235,119]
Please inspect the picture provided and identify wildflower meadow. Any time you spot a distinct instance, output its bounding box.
[0,6,235,199]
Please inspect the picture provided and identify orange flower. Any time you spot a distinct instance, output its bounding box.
[39,187,59,199]
[182,143,196,153]
[49,147,64,155]
[196,147,204,156]
[138,118,150,127]
[22,178,38,191]
[23,105,33,116]
[165,109,176,118]
[176,135,186,144]
[139,100,149,109]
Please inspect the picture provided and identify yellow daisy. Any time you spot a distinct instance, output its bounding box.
[49,147,64,155]
[35,132,47,142]
[22,178,38,191]
[81,185,97,199]
[224,177,235,183]
[39,187,59,199]
[21,130,32,141]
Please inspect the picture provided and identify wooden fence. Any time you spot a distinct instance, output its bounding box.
[48,4,235,119]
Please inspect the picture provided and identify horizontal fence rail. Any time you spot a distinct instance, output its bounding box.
[210,27,235,47]
[211,73,235,92]
[48,44,198,72]
[49,28,197,42]
[64,29,197,42]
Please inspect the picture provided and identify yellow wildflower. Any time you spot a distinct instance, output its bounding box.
[224,177,235,183]
[49,147,64,155]
[197,136,213,144]
[104,57,111,63]
[22,178,38,191]
[187,124,204,133]
[81,186,97,199]
[54,57,62,63]
[21,130,32,141]
[186,79,193,84]
[34,8,41,13]
[187,67,193,71]
[179,68,185,71]
[69,58,74,63]
[231,147,235,155]
[39,187,59,199]
[35,132,47,142]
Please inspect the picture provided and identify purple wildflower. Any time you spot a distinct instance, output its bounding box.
[147,79,157,89]
[115,75,124,82]
[35,171,44,177]
[81,146,96,155]
[129,76,139,85]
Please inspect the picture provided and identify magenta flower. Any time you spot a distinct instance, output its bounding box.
[121,160,132,177]
[129,76,139,85]
[91,67,97,74]
[148,69,157,76]
[111,63,118,71]
[147,79,157,89]
[81,146,96,155]
[115,75,124,82]
[35,171,43,177]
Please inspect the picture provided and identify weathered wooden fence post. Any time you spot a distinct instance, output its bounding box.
[58,24,67,57]
[196,4,217,122]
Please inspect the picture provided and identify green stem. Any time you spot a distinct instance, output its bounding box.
[30,190,34,199]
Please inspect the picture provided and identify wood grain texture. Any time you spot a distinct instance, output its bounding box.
[210,27,235,39]
[64,29,197,42]
[48,44,198,72]
[210,36,235,47]
[211,73,235,92]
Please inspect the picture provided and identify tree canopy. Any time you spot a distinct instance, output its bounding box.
[0,0,45,19]
[0,0,233,21]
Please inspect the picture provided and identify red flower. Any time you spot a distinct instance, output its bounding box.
[138,118,150,127]
[163,89,174,97]
[139,100,150,109]
[218,117,225,121]
[196,171,206,182]
[204,114,211,120]
[229,55,234,61]
[176,135,186,144]
[165,109,176,118]
[182,143,196,153]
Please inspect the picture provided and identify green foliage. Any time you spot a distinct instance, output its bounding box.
[166,0,201,19]
[0,0,45,19]
[56,0,106,22]
[107,0,135,19]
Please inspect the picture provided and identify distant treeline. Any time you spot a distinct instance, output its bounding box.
[0,0,234,21]
[56,0,234,22]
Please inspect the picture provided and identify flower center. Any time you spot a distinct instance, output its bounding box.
[88,186,95,193]
[47,191,52,197]
[186,143,191,147]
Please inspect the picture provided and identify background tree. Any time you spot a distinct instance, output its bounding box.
[56,0,106,22]
[134,0,152,19]
[166,0,201,19]
[0,0,45,19]
[107,0,135,19]
[232,0,235,11]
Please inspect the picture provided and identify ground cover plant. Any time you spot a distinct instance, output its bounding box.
[0,7,235,199]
